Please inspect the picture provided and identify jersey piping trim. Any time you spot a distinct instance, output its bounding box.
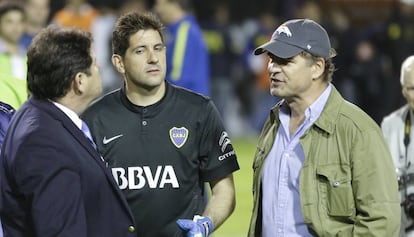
[171,21,190,81]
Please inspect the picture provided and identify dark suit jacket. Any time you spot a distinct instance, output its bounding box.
[0,97,137,237]
[0,102,15,148]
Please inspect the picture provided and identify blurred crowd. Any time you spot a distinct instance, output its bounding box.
[1,0,413,137]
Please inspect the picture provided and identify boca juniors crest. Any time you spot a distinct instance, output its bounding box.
[169,127,189,148]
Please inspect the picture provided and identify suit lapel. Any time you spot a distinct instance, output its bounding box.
[30,98,135,220]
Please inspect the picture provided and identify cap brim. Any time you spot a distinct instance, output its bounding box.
[254,40,303,58]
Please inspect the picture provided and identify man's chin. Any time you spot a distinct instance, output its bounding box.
[270,88,282,97]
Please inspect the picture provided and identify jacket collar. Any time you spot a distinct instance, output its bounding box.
[313,86,344,135]
[269,85,344,135]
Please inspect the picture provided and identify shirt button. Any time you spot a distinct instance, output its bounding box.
[277,228,282,233]
[142,121,147,126]
[143,108,147,113]
[128,225,135,233]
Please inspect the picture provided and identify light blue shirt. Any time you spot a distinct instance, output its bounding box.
[261,84,332,237]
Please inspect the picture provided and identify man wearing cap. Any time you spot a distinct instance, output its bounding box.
[248,18,401,237]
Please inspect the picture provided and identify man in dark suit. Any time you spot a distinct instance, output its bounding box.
[0,26,136,237]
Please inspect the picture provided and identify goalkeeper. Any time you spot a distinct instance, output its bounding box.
[82,11,240,237]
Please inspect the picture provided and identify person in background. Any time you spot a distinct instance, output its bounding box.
[242,10,280,133]
[382,55,414,237]
[91,0,148,94]
[0,101,15,237]
[0,26,136,237]
[201,2,240,135]
[19,0,50,49]
[52,0,99,32]
[349,38,394,124]
[0,1,28,109]
[82,12,239,237]
[248,18,401,236]
[154,0,210,96]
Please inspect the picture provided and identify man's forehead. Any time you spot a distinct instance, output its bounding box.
[133,29,161,39]
[405,64,414,72]
[129,30,163,45]
[404,64,414,76]
[403,71,414,86]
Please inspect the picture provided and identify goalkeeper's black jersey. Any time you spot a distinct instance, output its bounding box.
[82,82,239,237]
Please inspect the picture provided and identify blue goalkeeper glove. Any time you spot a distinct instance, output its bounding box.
[176,215,214,237]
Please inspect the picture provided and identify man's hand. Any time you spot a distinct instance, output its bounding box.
[176,215,214,237]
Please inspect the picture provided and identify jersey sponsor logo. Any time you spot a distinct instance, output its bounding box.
[218,131,231,152]
[103,134,123,145]
[112,165,179,190]
[169,127,188,148]
[218,150,235,161]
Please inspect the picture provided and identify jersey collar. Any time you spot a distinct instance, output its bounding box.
[120,82,173,116]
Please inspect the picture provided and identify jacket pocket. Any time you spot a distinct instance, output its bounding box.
[317,165,355,217]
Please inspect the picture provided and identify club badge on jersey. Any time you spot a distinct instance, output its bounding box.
[169,127,189,148]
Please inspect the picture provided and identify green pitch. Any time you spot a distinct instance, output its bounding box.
[214,137,257,237]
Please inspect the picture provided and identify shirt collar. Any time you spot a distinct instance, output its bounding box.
[279,83,332,122]
[307,83,332,122]
[120,81,170,115]
[52,101,82,130]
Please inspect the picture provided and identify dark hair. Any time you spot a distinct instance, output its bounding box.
[0,1,24,20]
[27,26,93,100]
[323,57,336,83]
[112,11,164,57]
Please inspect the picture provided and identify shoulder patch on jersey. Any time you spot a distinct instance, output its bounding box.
[169,127,189,148]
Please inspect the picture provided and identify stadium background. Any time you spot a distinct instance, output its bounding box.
[213,138,256,237]
[16,0,414,235]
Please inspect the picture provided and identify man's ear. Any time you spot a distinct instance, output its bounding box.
[72,72,85,95]
[312,58,325,80]
[112,54,125,74]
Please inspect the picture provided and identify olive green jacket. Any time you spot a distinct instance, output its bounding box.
[248,86,401,237]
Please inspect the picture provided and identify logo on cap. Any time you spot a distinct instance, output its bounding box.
[276,25,292,37]
[169,127,188,148]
